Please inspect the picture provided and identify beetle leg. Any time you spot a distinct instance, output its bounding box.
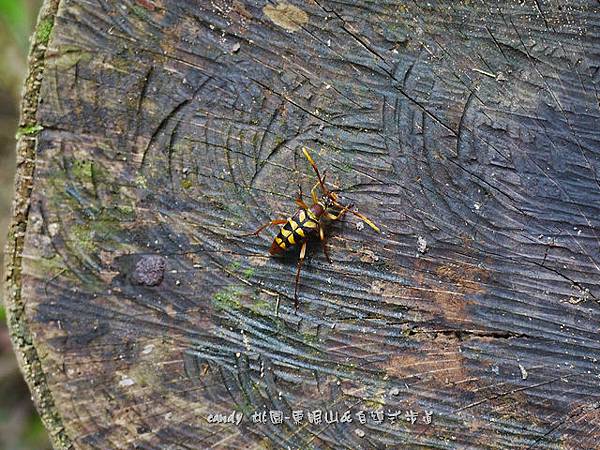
[241,219,287,237]
[326,203,352,221]
[319,225,331,263]
[310,180,320,204]
[294,241,308,311]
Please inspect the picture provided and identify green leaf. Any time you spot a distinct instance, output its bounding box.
[0,0,32,52]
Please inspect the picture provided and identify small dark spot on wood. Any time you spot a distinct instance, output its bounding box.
[136,425,150,434]
[129,255,166,286]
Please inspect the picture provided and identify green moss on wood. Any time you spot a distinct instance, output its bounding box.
[213,286,244,310]
[134,175,148,188]
[35,16,53,45]
[70,159,93,182]
[16,123,43,137]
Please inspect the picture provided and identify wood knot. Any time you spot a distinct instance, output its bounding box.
[129,255,166,286]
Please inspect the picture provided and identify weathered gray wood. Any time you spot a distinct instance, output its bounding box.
[5,0,600,448]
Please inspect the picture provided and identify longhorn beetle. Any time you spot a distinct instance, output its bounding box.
[246,148,380,309]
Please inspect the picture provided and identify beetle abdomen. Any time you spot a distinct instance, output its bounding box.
[269,208,320,255]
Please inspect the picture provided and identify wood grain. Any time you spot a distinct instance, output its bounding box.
[5,0,600,448]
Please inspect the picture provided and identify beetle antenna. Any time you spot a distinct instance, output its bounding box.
[302,147,330,195]
[350,209,381,233]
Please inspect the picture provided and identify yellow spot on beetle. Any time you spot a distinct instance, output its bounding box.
[281,228,292,237]
[287,234,296,245]
[289,220,299,231]
[304,220,317,229]
[307,210,318,221]
[296,227,305,237]
[298,210,306,222]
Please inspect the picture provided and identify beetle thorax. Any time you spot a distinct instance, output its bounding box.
[309,202,325,218]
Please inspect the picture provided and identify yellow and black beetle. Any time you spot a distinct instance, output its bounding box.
[247,148,380,309]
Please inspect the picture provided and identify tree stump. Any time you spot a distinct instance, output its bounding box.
[5,1,600,448]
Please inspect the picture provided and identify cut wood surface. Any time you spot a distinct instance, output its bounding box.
[5,0,600,448]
